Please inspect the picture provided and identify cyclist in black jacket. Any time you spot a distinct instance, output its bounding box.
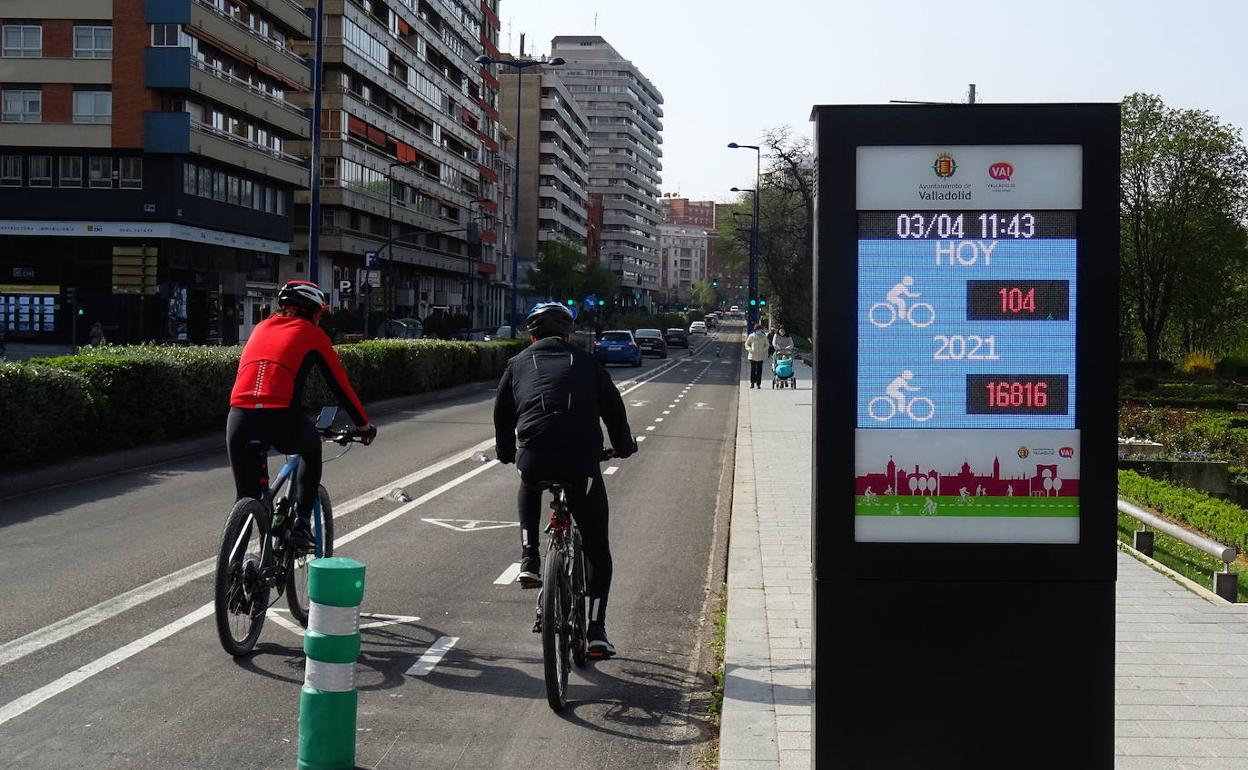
[494,302,636,658]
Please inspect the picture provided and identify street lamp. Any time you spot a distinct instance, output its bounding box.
[476,53,565,338]
[728,142,762,326]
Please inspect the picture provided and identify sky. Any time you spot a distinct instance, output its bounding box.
[497,0,1248,203]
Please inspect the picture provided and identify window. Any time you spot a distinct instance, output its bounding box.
[275,189,285,215]
[0,156,20,186]
[74,25,112,58]
[183,162,196,194]
[195,164,210,197]
[228,175,240,205]
[2,89,40,123]
[264,186,274,213]
[120,157,142,189]
[150,23,184,47]
[88,156,112,188]
[241,179,253,208]
[29,155,51,187]
[252,183,263,209]
[2,25,41,58]
[73,91,111,124]
[213,170,226,202]
[60,156,82,187]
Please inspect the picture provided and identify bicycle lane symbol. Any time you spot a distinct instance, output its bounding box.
[869,276,935,329]
[868,370,935,423]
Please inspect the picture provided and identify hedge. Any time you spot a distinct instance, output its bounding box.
[1118,469,1248,554]
[1,338,526,469]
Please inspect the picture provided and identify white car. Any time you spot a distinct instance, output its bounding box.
[689,321,708,335]
[729,305,740,313]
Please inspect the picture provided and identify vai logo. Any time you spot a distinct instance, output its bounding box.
[1059,446,1075,458]
[1017,446,1030,459]
[989,162,1014,181]
[932,152,957,178]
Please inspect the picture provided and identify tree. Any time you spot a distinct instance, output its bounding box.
[1121,93,1248,360]
[525,239,583,299]
[689,279,719,311]
[578,260,618,302]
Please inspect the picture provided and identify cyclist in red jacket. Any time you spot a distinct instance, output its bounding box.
[227,280,375,550]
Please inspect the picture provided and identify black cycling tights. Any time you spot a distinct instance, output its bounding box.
[518,468,612,625]
[226,407,322,519]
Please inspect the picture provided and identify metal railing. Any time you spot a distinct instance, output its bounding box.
[190,119,306,166]
[1118,498,1239,602]
[189,56,305,117]
[193,0,307,66]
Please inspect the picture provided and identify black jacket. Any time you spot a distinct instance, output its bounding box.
[494,337,634,475]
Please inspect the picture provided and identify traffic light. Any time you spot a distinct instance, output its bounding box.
[565,298,575,306]
[711,278,719,287]
[598,299,606,306]
[759,296,768,307]
[749,298,758,307]
[77,307,84,316]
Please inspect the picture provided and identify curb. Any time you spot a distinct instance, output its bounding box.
[0,379,497,500]
[1117,541,1233,606]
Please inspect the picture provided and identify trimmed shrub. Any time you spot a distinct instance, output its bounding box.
[1119,469,1248,554]
[3,338,526,469]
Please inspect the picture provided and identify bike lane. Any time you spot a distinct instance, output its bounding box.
[0,336,739,768]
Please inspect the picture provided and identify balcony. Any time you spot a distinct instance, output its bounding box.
[145,47,309,137]
[184,0,311,89]
[144,110,309,186]
[248,0,312,38]
[0,123,110,147]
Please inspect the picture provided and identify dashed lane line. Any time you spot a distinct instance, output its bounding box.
[494,563,522,585]
[405,636,459,677]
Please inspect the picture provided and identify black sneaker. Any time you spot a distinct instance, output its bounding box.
[289,518,317,553]
[517,553,541,589]
[586,622,616,659]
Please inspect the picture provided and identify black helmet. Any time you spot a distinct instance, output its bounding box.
[277,280,328,312]
[525,301,575,338]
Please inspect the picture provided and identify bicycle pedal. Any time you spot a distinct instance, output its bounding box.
[531,619,542,633]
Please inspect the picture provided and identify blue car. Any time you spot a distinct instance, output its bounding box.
[594,330,642,367]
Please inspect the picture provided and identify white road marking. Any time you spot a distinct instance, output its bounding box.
[494,563,522,585]
[645,426,655,431]
[406,636,459,676]
[636,436,646,442]
[662,410,671,415]
[0,440,497,672]
[0,460,496,727]
[603,466,619,476]
[421,518,517,532]
[654,418,664,422]
[265,610,422,639]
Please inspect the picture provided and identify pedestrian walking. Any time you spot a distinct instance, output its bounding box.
[745,323,768,388]
[88,322,106,347]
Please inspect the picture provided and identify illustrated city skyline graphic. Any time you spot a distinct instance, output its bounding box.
[855,455,1080,498]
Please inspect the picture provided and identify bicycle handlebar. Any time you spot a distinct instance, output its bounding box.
[320,425,375,446]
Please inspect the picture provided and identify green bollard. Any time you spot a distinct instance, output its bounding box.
[298,557,366,770]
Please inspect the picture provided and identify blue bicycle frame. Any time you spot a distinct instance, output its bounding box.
[251,442,326,559]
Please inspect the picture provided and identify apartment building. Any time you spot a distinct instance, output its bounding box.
[550,36,663,308]
[0,0,311,344]
[288,0,506,326]
[497,63,590,270]
[658,223,706,304]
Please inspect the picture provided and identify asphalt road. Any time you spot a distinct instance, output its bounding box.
[0,327,742,769]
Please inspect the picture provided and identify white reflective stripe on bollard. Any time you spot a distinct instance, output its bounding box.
[308,602,361,637]
[304,659,356,692]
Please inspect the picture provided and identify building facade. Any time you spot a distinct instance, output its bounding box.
[658,223,706,304]
[497,63,590,270]
[1,0,311,344]
[286,0,505,329]
[550,36,663,309]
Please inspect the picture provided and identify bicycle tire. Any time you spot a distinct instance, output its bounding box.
[214,498,270,656]
[570,530,588,669]
[541,547,571,712]
[287,485,335,627]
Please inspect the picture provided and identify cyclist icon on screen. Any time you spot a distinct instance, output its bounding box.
[869,276,935,328]
[868,370,935,422]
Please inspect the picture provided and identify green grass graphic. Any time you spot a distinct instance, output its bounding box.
[855,495,1079,518]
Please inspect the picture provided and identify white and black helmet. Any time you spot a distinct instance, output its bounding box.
[277,280,328,311]
[525,301,576,337]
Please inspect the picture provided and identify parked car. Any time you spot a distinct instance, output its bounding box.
[378,317,423,339]
[664,327,690,348]
[593,330,642,366]
[729,305,740,314]
[634,328,667,358]
[689,320,708,335]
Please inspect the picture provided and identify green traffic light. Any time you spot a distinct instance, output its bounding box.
[749,299,757,306]
[77,308,84,316]
[566,299,575,306]
[598,300,606,306]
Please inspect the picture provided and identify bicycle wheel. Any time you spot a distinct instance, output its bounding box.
[541,546,571,712]
[287,485,335,627]
[570,531,588,669]
[214,498,271,656]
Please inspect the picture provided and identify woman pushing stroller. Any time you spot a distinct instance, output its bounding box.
[770,326,797,388]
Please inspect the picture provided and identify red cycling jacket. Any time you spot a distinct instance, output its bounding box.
[230,314,369,425]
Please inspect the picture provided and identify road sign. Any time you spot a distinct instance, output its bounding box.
[811,103,1119,768]
[365,250,379,268]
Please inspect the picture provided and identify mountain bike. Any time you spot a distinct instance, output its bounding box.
[213,407,370,656]
[532,448,617,712]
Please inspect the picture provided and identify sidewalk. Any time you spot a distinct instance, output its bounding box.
[719,358,1248,769]
[721,357,813,769]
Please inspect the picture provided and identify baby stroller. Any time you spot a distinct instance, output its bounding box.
[771,351,796,388]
